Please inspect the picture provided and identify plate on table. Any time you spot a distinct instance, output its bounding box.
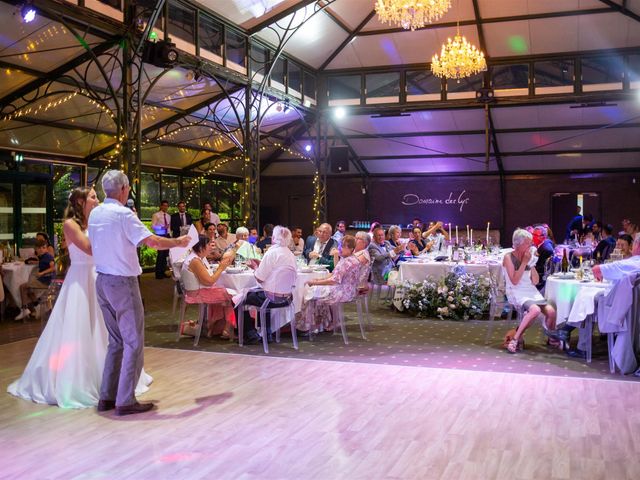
[311,265,328,271]
[225,267,245,274]
[299,267,313,273]
[553,272,575,280]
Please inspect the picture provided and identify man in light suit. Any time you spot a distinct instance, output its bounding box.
[170,201,192,239]
[303,223,336,268]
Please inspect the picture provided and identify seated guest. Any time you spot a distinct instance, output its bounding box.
[542,223,556,244]
[288,226,304,256]
[368,227,397,284]
[620,218,639,237]
[411,217,423,230]
[255,223,274,251]
[214,223,236,251]
[593,236,640,281]
[386,225,407,263]
[503,229,558,354]
[202,202,220,226]
[356,233,372,290]
[203,222,217,242]
[367,221,382,240]
[593,224,616,262]
[590,221,603,244]
[297,235,360,332]
[181,236,236,338]
[303,223,336,268]
[566,207,583,241]
[332,220,347,244]
[408,227,432,256]
[234,227,262,260]
[422,221,448,252]
[36,232,55,258]
[15,239,55,320]
[193,206,212,234]
[240,226,297,345]
[533,225,555,290]
[617,234,634,259]
[248,227,259,244]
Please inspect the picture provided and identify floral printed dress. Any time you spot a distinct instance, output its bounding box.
[297,255,361,331]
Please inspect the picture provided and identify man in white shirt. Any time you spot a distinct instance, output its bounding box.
[89,170,189,416]
[288,226,304,256]
[593,237,640,281]
[332,220,346,244]
[241,226,297,344]
[151,199,171,279]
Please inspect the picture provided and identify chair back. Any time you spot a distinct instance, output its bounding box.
[358,263,371,289]
[600,241,615,262]
[19,247,34,259]
[180,264,202,292]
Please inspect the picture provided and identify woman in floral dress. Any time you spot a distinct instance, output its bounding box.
[297,235,361,332]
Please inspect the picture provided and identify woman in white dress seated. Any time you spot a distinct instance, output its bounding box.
[7,187,152,408]
[503,229,557,354]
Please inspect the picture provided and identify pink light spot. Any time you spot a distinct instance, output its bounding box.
[48,344,76,372]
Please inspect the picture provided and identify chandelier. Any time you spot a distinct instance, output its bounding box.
[431,30,487,80]
[375,1,452,31]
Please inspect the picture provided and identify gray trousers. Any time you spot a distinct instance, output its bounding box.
[96,273,145,407]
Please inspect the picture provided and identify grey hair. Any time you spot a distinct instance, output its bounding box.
[512,228,533,248]
[235,226,249,236]
[355,231,370,246]
[533,225,548,238]
[272,225,292,247]
[388,225,402,238]
[101,170,129,197]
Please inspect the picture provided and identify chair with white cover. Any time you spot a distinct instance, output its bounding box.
[19,247,34,259]
[238,264,297,354]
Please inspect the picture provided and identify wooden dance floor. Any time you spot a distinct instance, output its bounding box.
[3,339,640,480]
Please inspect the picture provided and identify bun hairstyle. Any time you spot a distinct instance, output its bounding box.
[64,187,93,228]
[191,234,210,254]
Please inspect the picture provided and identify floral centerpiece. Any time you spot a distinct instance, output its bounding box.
[401,271,491,320]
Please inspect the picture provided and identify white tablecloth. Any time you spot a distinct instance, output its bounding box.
[399,260,502,283]
[545,276,612,326]
[1,262,37,306]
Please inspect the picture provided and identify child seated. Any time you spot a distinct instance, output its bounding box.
[15,238,55,321]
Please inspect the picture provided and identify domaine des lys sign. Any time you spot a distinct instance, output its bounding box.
[401,190,471,213]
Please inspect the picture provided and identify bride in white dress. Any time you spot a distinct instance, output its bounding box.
[7,187,152,408]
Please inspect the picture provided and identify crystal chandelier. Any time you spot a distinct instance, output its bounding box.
[431,29,487,80]
[375,0,452,31]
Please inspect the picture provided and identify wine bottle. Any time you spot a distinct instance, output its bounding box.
[561,248,569,273]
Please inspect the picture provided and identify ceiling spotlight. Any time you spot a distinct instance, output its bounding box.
[334,107,346,119]
[304,144,312,152]
[21,6,36,23]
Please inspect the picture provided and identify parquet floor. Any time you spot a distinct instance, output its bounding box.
[3,339,640,480]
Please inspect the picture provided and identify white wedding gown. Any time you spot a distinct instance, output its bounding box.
[7,235,152,408]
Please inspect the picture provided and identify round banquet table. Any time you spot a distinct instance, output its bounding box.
[1,262,37,306]
[545,276,612,326]
[399,260,502,284]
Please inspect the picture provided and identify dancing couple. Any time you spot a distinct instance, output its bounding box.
[8,171,189,415]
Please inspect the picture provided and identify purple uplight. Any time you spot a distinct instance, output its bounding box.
[304,144,312,152]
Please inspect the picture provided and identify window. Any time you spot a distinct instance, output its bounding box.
[406,70,441,99]
[168,1,196,44]
[582,56,623,91]
[181,177,200,213]
[288,62,302,98]
[492,64,529,95]
[629,54,640,89]
[226,30,246,69]
[328,75,361,105]
[365,72,400,104]
[199,13,222,57]
[303,71,316,101]
[446,73,483,99]
[162,174,180,209]
[271,57,286,91]
[52,165,81,221]
[535,60,574,94]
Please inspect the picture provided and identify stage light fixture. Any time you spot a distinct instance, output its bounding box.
[141,39,178,68]
[21,6,36,23]
[304,144,312,152]
[334,107,346,119]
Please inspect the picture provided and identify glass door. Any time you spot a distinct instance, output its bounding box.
[21,183,48,247]
[0,183,13,246]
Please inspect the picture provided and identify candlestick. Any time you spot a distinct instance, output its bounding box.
[470,228,473,246]
[455,226,458,245]
[486,222,490,246]
[448,222,451,240]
